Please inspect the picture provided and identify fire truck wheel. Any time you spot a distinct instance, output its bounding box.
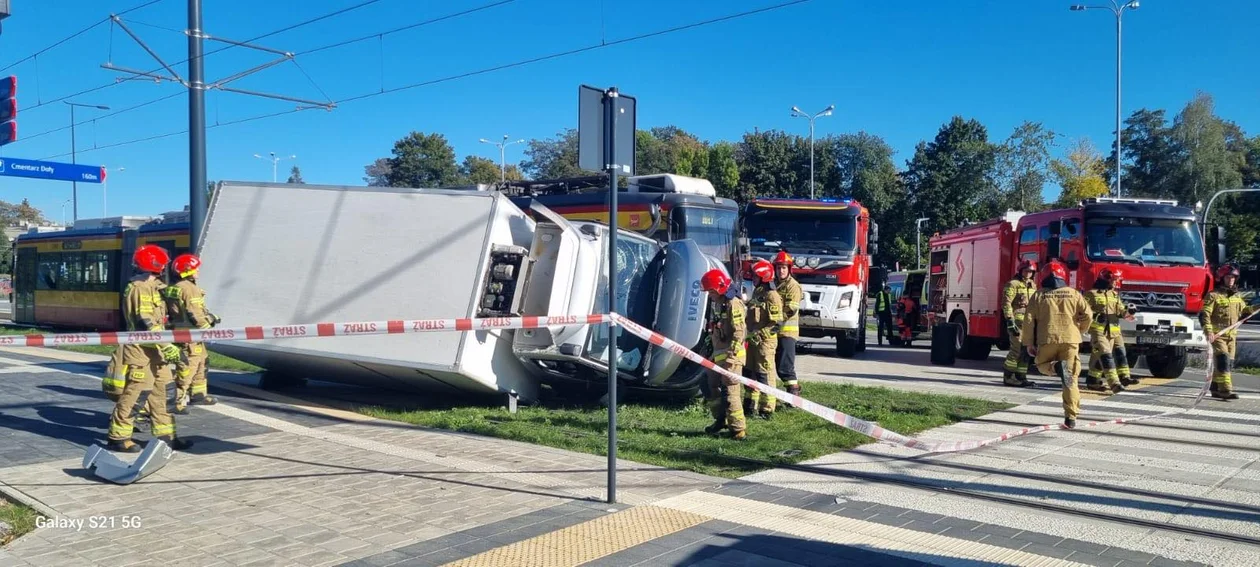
[1145,347,1188,379]
[855,320,867,353]
[836,336,858,358]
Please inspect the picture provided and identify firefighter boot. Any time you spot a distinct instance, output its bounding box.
[743,396,757,418]
[106,439,144,453]
[1110,382,1127,394]
[1083,377,1108,393]
[190,393,218,406]
[157,435,195,451]
[1005,372,1036,388]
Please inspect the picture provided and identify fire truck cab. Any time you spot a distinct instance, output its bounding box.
[928,198,1214,378]
[739,198,877,357]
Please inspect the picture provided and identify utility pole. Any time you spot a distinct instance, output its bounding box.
[790,104,834,200]
[102,4,334,252]
[479,135,525,183]
[254,152,296,183]
[1070,1,1140,197]
[65,102,110,225]
[915,217,930,270]
[189,0,207,251]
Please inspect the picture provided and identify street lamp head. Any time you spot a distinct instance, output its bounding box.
[479,138,491,144]
[790,106,803,115]
[820,104,835,116]
[1069,5,1086,10]
[1127,0,1139,9]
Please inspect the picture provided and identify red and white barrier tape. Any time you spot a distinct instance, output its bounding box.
[0,314,610,348]
[6,308,1253,454]
[611,311,1259,454]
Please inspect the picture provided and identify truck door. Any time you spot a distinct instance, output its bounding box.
[1059,217,1083,288]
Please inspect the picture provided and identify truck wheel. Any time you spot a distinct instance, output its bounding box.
[1145,347,1188,378]
[836,335,858,358]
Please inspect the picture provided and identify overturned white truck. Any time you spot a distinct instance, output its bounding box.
[196,181,721,402]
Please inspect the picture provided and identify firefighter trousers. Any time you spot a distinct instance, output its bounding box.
[706,362,745,433]
[776,336,797,389]
[175,342,210,408]
[1087,333,1121,387]
[1212,336,1237,392]
[108,350,177,442]
[1003,328,1030,376]
[1034,343,1081,421]
[745,337,777,413]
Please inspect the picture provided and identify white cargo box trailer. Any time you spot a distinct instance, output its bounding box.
[196,181,544,400]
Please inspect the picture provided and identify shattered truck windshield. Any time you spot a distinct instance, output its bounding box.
[585,233,659,373]
[747,211,857,256]
[1085,217,1205,266]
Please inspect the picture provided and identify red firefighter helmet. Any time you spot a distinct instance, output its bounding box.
[1017,259,1038,274]
[1216,263,1240,280]
[1038,260,1068,284]
[700,269,732,295]
[772,250,794,266]
[1099,267,1123,286]
[133,245,170,274]
[173,253,202,277]
[751,259,775,284]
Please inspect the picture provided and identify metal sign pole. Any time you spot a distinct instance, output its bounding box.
[604,87,620,505]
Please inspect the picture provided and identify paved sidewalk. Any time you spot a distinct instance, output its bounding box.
[1,343,1254,566]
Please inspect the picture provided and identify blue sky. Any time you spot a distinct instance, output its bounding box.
[0,0,1257,223]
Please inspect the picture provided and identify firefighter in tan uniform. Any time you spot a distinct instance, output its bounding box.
[106,245,193,452]
[1083,268,1136,394]
[1002,260,1038,388]
[701,269,748,440]
[744,259,783,420]
[1201,264,1256,400]
[1022,260,1093,428]
[773,251,803,397]
[164,253,222,413]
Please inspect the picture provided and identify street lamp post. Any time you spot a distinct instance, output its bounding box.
[64,102,111,225]
[915,217,930,269]
[1070,1,1140,197]
[479,135,525,183]
[790,104,834,200]
[61,199,72,227]
[102,166,124,218]
[253,152,296,183]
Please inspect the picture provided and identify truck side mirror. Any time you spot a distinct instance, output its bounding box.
[737,236,750,256]
[1208,226,1226,265]
[1046,220,1062,261]
[870,222,879,243]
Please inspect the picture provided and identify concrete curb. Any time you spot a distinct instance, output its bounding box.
[0,480,58,521]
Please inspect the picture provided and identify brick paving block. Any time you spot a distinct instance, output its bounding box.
[1014,530,1065,546]
[1101,546,1160,563]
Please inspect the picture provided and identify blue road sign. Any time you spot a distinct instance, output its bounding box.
[0,157,105,183]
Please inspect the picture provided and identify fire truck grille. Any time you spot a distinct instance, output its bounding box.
[1120,291,1185,311]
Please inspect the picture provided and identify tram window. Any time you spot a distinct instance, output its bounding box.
[83,252,112,291]
[63,253,84,290]
[38,257,61,290]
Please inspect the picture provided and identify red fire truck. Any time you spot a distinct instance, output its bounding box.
[739,198,878,357]
[926,198,1216,378]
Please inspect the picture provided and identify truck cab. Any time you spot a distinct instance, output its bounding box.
[739,198,878,357]
[1031,197,1211,377]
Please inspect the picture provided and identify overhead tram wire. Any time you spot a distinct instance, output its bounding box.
[0,0,167,73]
[14,0,388,115]
[16,0,517,144]
[38,0,814,161]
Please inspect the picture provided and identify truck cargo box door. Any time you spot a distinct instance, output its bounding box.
[516,202,591,346]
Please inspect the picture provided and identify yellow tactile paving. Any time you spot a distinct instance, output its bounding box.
[441,505,709,567]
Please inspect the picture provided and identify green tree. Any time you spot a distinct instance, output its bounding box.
[829,132,903,267]
[1110,108,1177,197]
[1169,92,1244,206]
[286,165,305,184]
[384,131,461,188]
[901,116,1000,262]
[1241,135,1260,188]
[460,155,522,184]
[1051,138,1110,207]
[735,130,801,202]
[363,158,392,187]
[706,141,740,200]
[520,128,599,180]
[995,121,1056,212]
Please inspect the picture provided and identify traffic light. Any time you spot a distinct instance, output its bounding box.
[0,75,15,147]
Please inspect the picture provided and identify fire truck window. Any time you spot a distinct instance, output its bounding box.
[1062,219,1080,241]
[1039,226,1051,242]
[1019,227,1037,244]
